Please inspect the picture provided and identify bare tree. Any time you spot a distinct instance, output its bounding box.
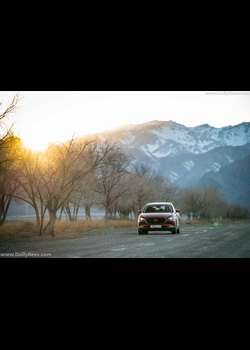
[124,164,177,217]
[80,173,99,220]
[116,193,134,220]
[224,202,250,220]
[0,93,22,152]
[178,185,226,221]
[59,171,100,222]
[130,164,154,211]
[199,186,223,221]
[93,138,132,227]
[178,187,204,219]
[0,93,23,225]
[162,180,179,203]
[43,136,105,235]
[0,136,22,225]
[12,148,48,234]
[13,136,104,235]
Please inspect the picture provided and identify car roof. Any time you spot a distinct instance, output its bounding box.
[144,202,173,206]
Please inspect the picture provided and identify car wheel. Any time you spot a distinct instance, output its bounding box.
[138,229,148,235]
[172,225,177,234]
[177,222,180,233]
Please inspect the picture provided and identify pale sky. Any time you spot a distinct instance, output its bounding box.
[1,91,249,151]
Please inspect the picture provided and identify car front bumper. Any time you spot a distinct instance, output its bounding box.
[138,225,176,232]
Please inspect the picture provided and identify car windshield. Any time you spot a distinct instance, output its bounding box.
[143,205,173,213]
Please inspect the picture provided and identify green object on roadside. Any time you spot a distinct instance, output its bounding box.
[214,222,222,226]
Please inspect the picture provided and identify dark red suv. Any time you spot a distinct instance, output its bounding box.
[138,202,180,235]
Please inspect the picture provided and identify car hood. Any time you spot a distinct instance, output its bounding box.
[140,213,173,219]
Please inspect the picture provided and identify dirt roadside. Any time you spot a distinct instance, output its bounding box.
[0,220,248,246]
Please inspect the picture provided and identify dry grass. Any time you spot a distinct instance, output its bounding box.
[0,221,37,238]
[0,219,137,238]
[54,219,103,234]
[54,219,136,234]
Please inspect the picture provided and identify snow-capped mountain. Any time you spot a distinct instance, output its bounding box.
[191,122,250,147]
[98,120,250,195]
[100,120,250,159]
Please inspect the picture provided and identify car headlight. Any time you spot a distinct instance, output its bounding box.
[166,216,174,220]
[139,217,147,222]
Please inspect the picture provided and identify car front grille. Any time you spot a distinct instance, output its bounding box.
[146,218,166,224]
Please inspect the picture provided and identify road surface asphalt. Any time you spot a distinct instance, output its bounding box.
[1,222,250,258]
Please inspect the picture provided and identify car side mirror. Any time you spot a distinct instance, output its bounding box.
[138,210,141,214]
[176,209,180,213]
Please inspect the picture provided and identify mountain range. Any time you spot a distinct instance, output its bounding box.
[99,120,250,207]
[100,120,250,157]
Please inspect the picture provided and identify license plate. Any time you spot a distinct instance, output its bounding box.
[150,225,162,229]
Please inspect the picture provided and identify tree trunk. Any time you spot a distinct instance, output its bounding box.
[65,203,73,222]
[72,205,79,221]
[0,196,12,226]
[34,204,42,235]
[74,206,79,221]
[85,205,92,221]
[39,206,47,235]
[58,206,64,221]
[73,205,77,221]
[104,209,108,228]
[47,210,57,236]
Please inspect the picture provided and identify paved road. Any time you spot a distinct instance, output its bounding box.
[1,222,250,258]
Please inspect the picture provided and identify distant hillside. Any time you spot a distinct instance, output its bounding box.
[157,144,250,186]
[197,155,250,207]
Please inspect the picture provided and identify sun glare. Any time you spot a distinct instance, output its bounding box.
[21,134,50,151]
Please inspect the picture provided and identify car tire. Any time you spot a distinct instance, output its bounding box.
[138,229,148,235]
[172,225,177,234]
[177,223,180,233]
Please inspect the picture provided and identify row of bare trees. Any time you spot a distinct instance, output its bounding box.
[177,186,223,220]
[57,161,179,224]
[1,134,131,235]
[177,186,250,220]
[112,164,179,220]
[0,94,134,234]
